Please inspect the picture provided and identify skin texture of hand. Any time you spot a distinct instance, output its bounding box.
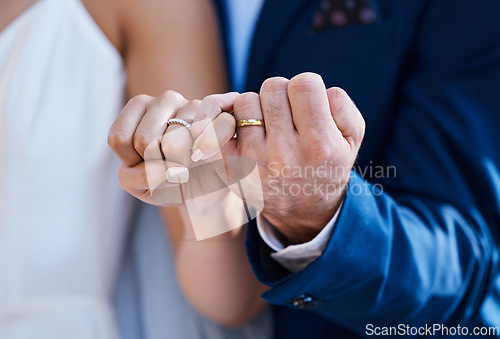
[107,91,248,207]
[108,91,193,205]
[191,73,366,245]
[108,91,268,326]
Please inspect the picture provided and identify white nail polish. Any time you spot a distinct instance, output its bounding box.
[191,149,204,162]
[166,167,189,183]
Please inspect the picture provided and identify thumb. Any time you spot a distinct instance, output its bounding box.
[326,87,365,150]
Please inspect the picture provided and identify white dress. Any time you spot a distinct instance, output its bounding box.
[0,0,134,337]
[0,1,273,338]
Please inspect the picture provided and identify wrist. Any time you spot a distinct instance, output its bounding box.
[186,191,248,240]
[265,215,331,246]
[262,186,346,245]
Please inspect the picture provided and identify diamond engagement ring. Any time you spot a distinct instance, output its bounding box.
[167,118,191,130]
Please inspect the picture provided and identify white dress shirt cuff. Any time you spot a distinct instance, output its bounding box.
[256,203,342,272]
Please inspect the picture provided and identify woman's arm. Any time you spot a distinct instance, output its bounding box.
[162,204,269,328]
[96,0,268,327]
[119,0,227,98]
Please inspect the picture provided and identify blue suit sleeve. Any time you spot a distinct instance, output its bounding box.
[246,0,500,334]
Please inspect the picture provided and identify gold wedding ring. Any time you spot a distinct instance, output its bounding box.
[236,119,265,128]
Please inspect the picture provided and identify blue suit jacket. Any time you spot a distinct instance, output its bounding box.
[214,0,500,337]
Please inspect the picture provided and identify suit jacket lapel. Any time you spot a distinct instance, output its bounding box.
[245,0,314,91]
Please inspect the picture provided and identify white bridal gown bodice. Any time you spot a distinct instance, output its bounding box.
[0,0,134,337]
[0,0,274,338]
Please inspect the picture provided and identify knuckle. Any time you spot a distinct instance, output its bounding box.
[203,93,221,105]
[187,100,202,117]
[260,76,289,94]
[196,95,223,122]
[288,72,324,94]
[260,79,292,129]
[189,99,202,110]
[107,131,129,149]
[133,134,155,154]
[178,100,200,121]
[128,94,151,107]
[330,86,349,99]
[154,90,185,107]
[234,92,260,112]
[329,87,350,113]
[201,94,225,115]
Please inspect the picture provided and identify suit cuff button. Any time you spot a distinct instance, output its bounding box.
[287,294,323,309]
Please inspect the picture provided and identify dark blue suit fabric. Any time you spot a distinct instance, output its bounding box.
[214,0,500,337]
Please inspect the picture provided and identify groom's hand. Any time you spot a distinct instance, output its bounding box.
[192,73,365,245]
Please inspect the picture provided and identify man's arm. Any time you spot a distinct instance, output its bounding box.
[245,0,500,333]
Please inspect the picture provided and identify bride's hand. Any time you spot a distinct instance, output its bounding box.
[107,90,244,207]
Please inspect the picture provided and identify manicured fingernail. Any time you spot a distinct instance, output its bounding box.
[191,149,204,162]
[166,167,189,183]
